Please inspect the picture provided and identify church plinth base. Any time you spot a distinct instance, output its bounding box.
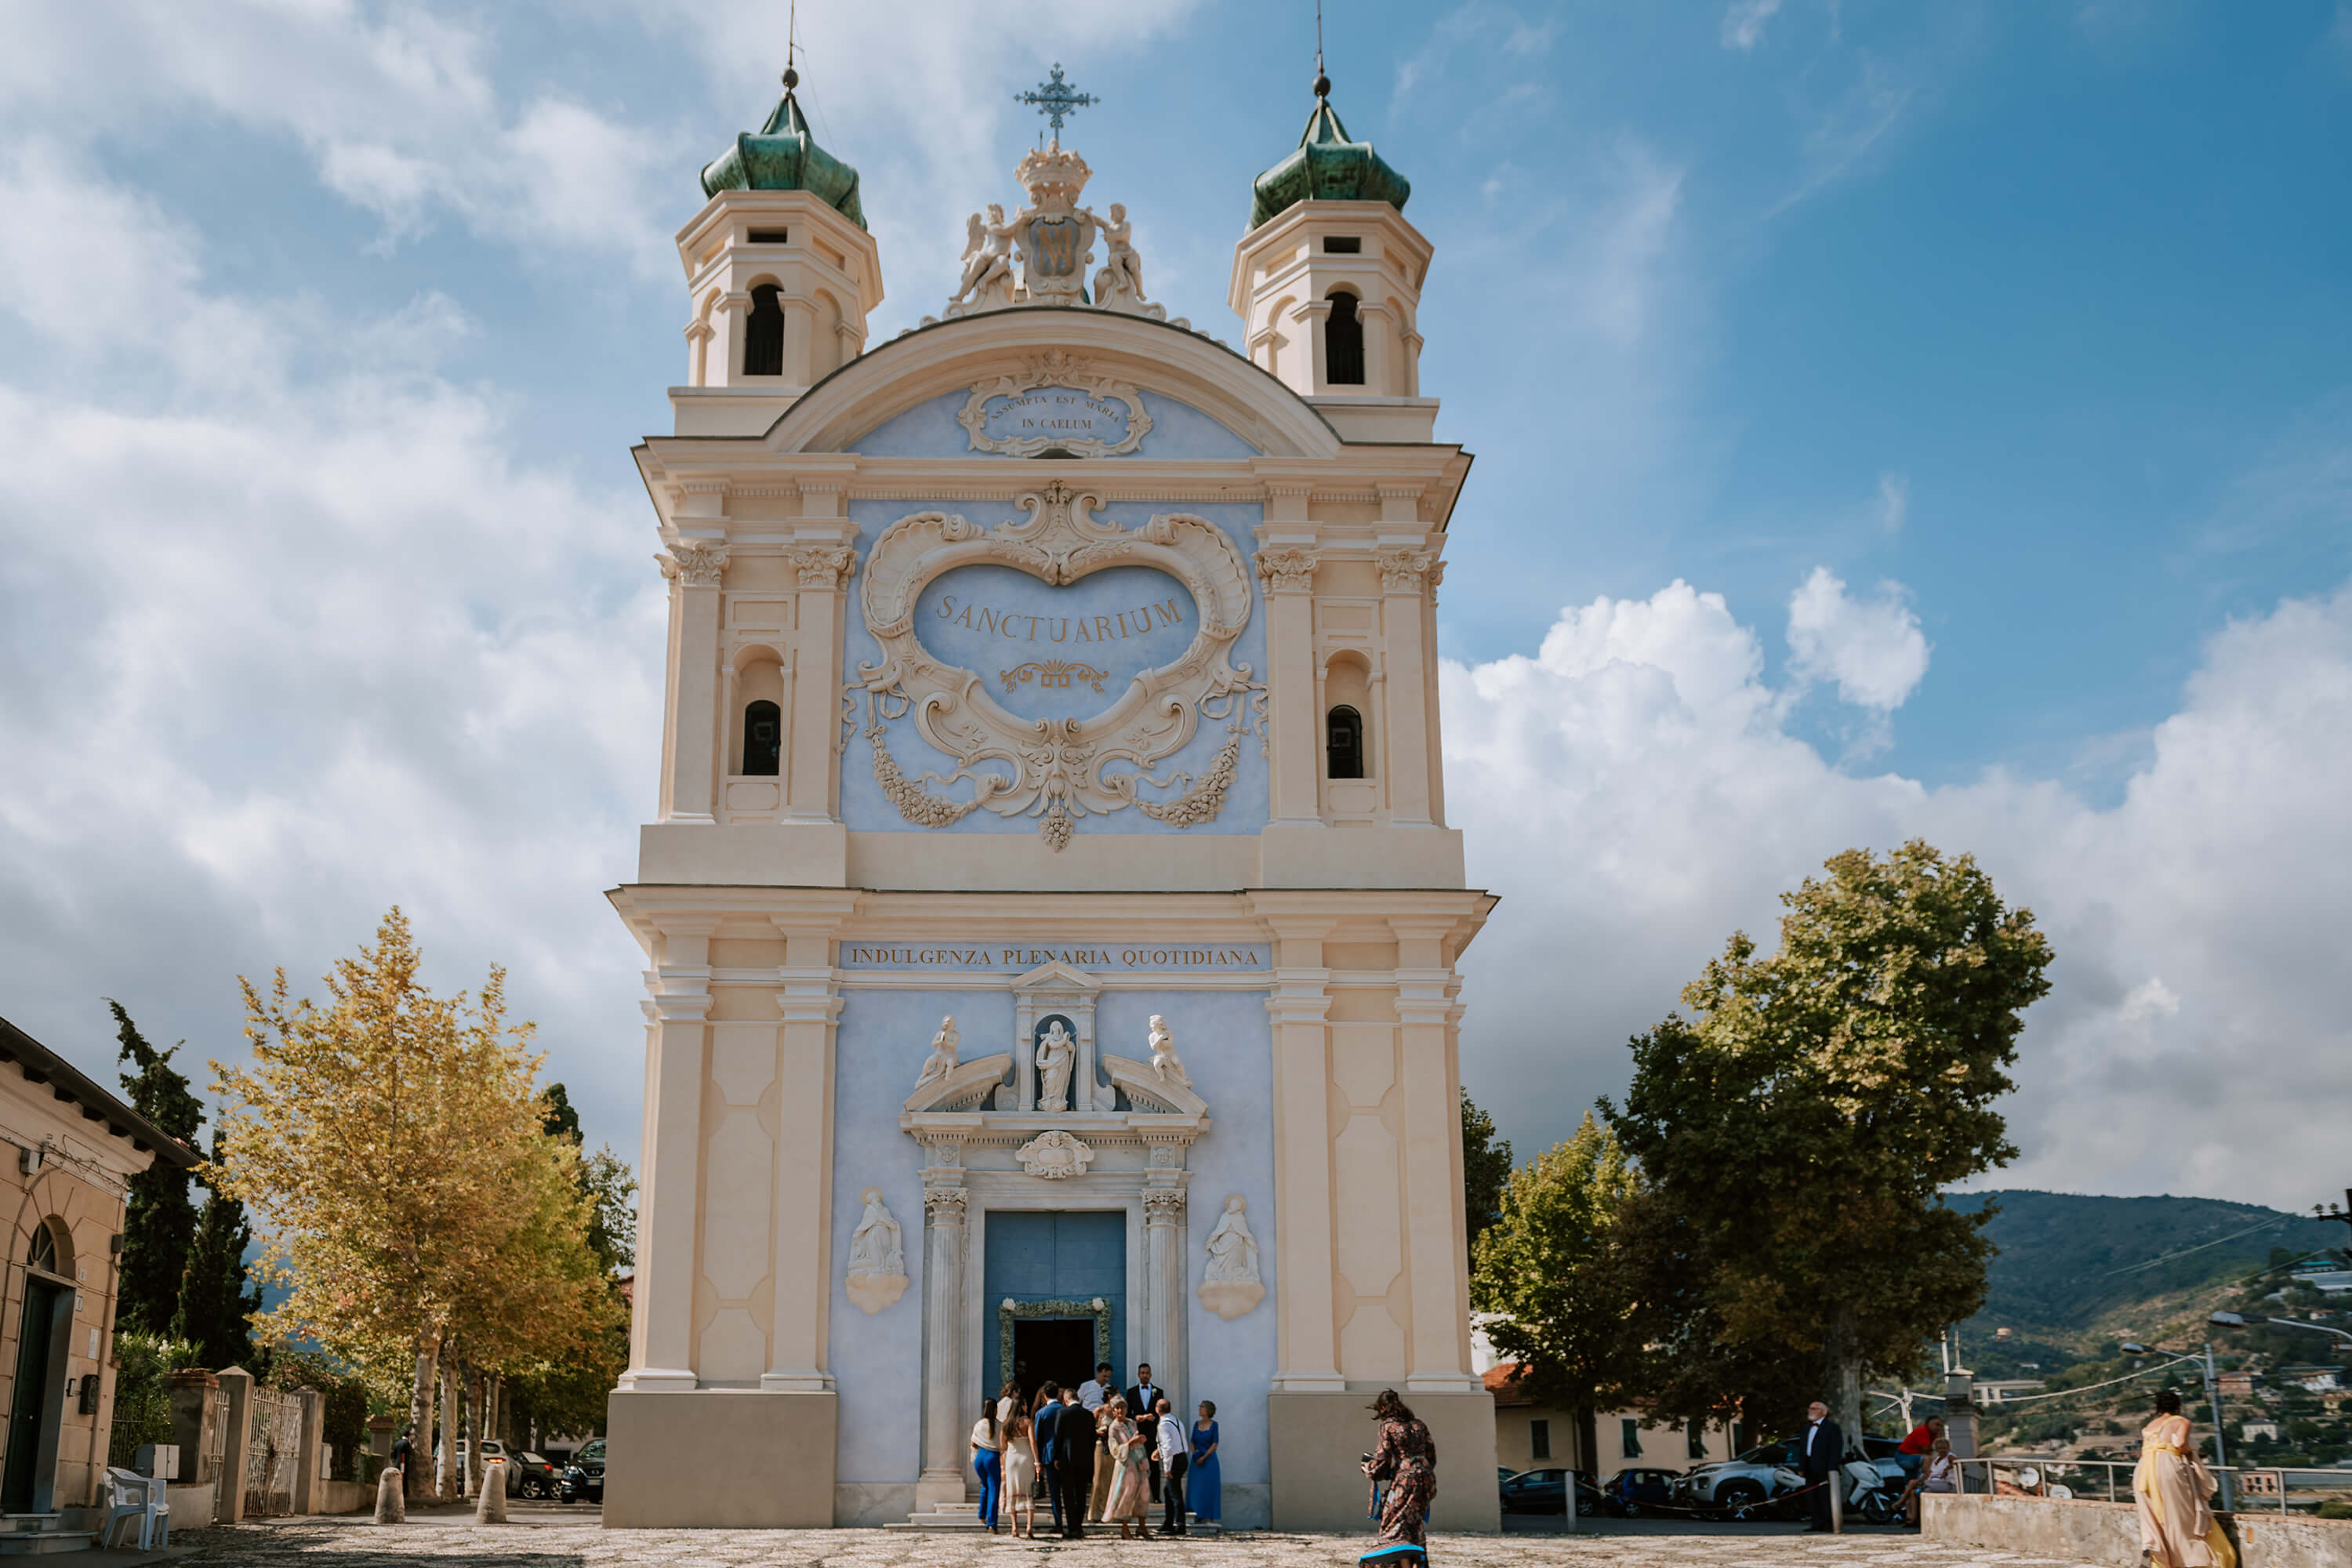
[1265,1390,1499,1533]
[603,1390,837,1527]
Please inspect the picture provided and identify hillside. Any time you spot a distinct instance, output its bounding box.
[1956,1190,2346,1362]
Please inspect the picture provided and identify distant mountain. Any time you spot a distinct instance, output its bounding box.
[1955,1190,2346,1359]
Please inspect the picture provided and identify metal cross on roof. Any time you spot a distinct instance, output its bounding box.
[1016,64,1098,138]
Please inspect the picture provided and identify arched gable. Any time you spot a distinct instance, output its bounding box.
[762,307,1346,461]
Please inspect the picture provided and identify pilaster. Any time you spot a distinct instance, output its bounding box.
[621,924,718,1392]
[1392,917,1479,1392]
[659,540,729,825]
[916,1178,971,1508]
[764,909,853,1392]
[1263,915,1342,1392]
[782,499,855,825]
[1376,546,1439,827]
[1256,535,1322,826]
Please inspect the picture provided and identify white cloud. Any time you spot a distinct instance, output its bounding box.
[1878,470,1909,532]
[1785,566,1931,713]
[0,149,662,1158]
[1720,0,1784,51]
[1446,575,2352,1211]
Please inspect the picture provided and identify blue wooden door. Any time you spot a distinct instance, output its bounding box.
[982,1210,1126,1396]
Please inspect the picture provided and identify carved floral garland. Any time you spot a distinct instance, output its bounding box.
[850,482,1265,850]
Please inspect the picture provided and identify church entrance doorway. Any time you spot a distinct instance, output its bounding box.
[982,1209,1125,1403]
[1010,1317,1095,1403]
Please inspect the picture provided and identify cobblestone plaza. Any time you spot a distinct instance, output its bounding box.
[170,1522,2110,1567]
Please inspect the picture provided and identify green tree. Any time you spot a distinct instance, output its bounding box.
[1471,1112,1642,1443]
[1461,1094,1512,1251]
[1606,841,2053,1443]
[111,1001,205,1334]
[538,1083,583,1145]
[172,1130,262,1369]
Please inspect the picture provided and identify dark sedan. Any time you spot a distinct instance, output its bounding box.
[561,1437,606,1504]
[1603,1466,1682,1515]
[507,1451,561,1499]
[1497,1466,1602,1516]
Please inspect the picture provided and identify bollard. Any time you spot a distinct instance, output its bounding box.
[473,1458,508,1524]
[376,1465,406,1524]
[1828,1472,1843,1534]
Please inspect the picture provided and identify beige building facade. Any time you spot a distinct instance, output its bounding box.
[604,71,1498,1531]
[0,1016,197,1523]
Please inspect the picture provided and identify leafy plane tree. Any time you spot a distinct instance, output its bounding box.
[212,908,620,1468]
[1606,840,2053,1443]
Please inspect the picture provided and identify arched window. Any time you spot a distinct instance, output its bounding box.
[743,285,785,376]
[1324,291,1365,386]
[25,1221,57,1275]
[742,700,782,776]
[1327,705,1365,779]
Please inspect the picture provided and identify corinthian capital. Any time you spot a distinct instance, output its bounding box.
[781,543,858,590]
[1144,1189,1189,1223]
[1254,546,1320,594]
[924,1185,969,1222]
[658,543,729,589]
[1375,547,1439,594]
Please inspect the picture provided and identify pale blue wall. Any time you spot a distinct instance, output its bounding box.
[852,388,1258,462]
[840,497,1270,837]
[827,980,1276,1501]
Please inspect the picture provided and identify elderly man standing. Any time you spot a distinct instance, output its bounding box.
[1798,1399,1846,1533]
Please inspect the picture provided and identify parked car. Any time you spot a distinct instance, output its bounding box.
[1602,1466,1682,1516]
[1497,1466,1602,1516]
[507,1451,561,1499]
[561,1438,607,1504]
[1671,1440,1804,1519]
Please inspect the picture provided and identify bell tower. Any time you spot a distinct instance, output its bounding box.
[673,65,885,437]
[1229,71,1435,441]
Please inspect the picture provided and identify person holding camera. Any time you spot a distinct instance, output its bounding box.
[1362,1388,1436,1547]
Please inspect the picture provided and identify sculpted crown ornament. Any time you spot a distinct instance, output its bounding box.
[934,141,1185,328]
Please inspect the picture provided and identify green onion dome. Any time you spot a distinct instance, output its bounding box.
[699,71,866,229]
[1247,82,1410,231]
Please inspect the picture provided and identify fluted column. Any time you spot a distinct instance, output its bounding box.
[916,1181,971,1508]
[659,543,728,825]
[1145,1185,1189,1406]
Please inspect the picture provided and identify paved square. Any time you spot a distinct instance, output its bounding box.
[169,1521,2104,1567]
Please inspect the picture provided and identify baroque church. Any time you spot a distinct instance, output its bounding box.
[604,57,1500,1532]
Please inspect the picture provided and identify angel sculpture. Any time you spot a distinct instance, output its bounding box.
[1145,1014,1192,1087]
[949,205,1017,312]
[914,1015,960,1092]
[1091,202,1146,307]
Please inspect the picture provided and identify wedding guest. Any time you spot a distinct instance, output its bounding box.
[1003,1399,1040,1538]
[1189,1402,1221,1526]
[1104,1396,1152,1539]
[1156,1396,1189,1534]
[970,1397,1004,1534]
[2133,1390,2234,1567]
[1362,1389,1436,1548]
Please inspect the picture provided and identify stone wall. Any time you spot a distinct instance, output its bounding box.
[1923,1493,2352,1567]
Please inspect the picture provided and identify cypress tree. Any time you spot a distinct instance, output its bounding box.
[111,1001,203,1334]
[173,1130,261,1370]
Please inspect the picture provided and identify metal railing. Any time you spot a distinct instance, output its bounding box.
[1951,1454,2346,1517]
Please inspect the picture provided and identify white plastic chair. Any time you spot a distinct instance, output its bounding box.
[100,1466,169,1550]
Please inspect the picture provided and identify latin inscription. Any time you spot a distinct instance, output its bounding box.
[979,387,1129,448]
[839,943,1271,972]
[935,592,1187,645]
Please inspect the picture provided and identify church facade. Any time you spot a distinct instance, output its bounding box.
[603,69,1498,1532]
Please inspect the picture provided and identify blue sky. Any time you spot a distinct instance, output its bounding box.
[2,0,2348,1209]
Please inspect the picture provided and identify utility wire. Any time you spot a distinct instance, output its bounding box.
[2100,1214,2295,1277]
[1988,1354,2201,1407]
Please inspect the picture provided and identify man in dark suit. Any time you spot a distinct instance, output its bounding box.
[1054,1387,1096,1538]
[1033,1385,1065,1535]
[1126,1363,1164,1501]
[1798,1399,1845,1532]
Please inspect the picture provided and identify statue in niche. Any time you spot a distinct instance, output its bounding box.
[949,205,1018,314]
[1034,1020,1077,1113]
[1197,1194,1265,1319]
[1091,202,1145,307]
[845,1187,909,1314]
[915,1015,960,1093]
[1145,1014,1192,1088]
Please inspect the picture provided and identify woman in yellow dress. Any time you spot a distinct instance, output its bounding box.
[2133,1390,2235,1568]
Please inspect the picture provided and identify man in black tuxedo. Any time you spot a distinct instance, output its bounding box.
[1053,1386,1096,1538]
[1798,1399,1845,1532]
[1033,1384,1065,1535]
[1126,1363,1165,1501]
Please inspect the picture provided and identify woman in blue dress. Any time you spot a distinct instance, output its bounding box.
[1189,1400,1221,1524]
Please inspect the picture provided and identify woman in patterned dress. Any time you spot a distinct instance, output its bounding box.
[1105,1397,1155,1538]
[1363,1388,1437,1546]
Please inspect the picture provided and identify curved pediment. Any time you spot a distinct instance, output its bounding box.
[1098,1052,1208,1117]
[763,309,1345,462]
[903,1051,1014,1113]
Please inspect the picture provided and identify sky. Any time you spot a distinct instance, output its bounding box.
[2,0,2347,1213]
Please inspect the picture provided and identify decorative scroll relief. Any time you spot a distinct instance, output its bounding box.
[932,142,1187,328]
[850,481,1265,849]
[1016,1130,1096,1180]
[958,352,1152,459]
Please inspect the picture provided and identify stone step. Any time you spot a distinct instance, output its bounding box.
[0,1532,97,1556]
